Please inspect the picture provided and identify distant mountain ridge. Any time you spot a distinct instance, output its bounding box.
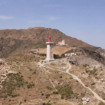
[0,27,92,58]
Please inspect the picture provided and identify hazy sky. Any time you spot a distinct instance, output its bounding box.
[0,0,105,48]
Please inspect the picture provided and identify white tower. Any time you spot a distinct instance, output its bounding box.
[46,35,54,61]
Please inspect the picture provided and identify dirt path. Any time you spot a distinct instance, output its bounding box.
[66,62,105,103]
[39,60,105,103]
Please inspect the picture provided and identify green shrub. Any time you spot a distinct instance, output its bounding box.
[27,83,35,89]
[54,54,61,59]
[70,77,73,79]
[91,83,95,85]
[46,86,52,90]
[85,70,89,73]
[53,91,58,94]
[38,53,46,56]
[0,73,26,98]
[11,94,20,97]
[3,95,7,98]
[78,104,83,105]
[46,94,50,98]
[46,103,52,105]
[24,99,26,102]
[61,94,64,99]
[33,71,36,74]
[83,64,89,67]
[56,85,73,99]
[89,68,97,75]
[41,93,44,96]
[59,76,62,78]
[61,54,65,58]
[29,76,31,79]
[81,93,85,97]
[99,102,105,105]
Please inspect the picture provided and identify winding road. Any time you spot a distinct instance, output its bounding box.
[66,63,105,103]
[39,60,105,104]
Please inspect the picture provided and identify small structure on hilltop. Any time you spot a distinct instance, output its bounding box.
[57,39,65,46]
[46,35,54,61]
[57,39,69,46]
[62,39,65,45]
[65,53,76,57]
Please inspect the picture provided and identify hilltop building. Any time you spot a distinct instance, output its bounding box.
[57,39,69,47]
[57,40,65,46]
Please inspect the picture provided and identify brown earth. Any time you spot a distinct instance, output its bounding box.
[38,46,72,56]
[0,58,95,105]
[0,27,92,58]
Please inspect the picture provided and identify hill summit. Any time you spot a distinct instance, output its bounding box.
[1,27,105,105]
[0,27,92,58]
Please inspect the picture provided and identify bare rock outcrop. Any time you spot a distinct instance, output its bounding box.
[82,47,105,66]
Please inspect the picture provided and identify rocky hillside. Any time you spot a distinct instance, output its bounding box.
[0,56,105,105]
[0,27,92,58]
[0,27,105,105]
[82,47,105,65]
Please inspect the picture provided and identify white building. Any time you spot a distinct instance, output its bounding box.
[57,40,65,46]
[65,53,76,57]
[62,40,65,45]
